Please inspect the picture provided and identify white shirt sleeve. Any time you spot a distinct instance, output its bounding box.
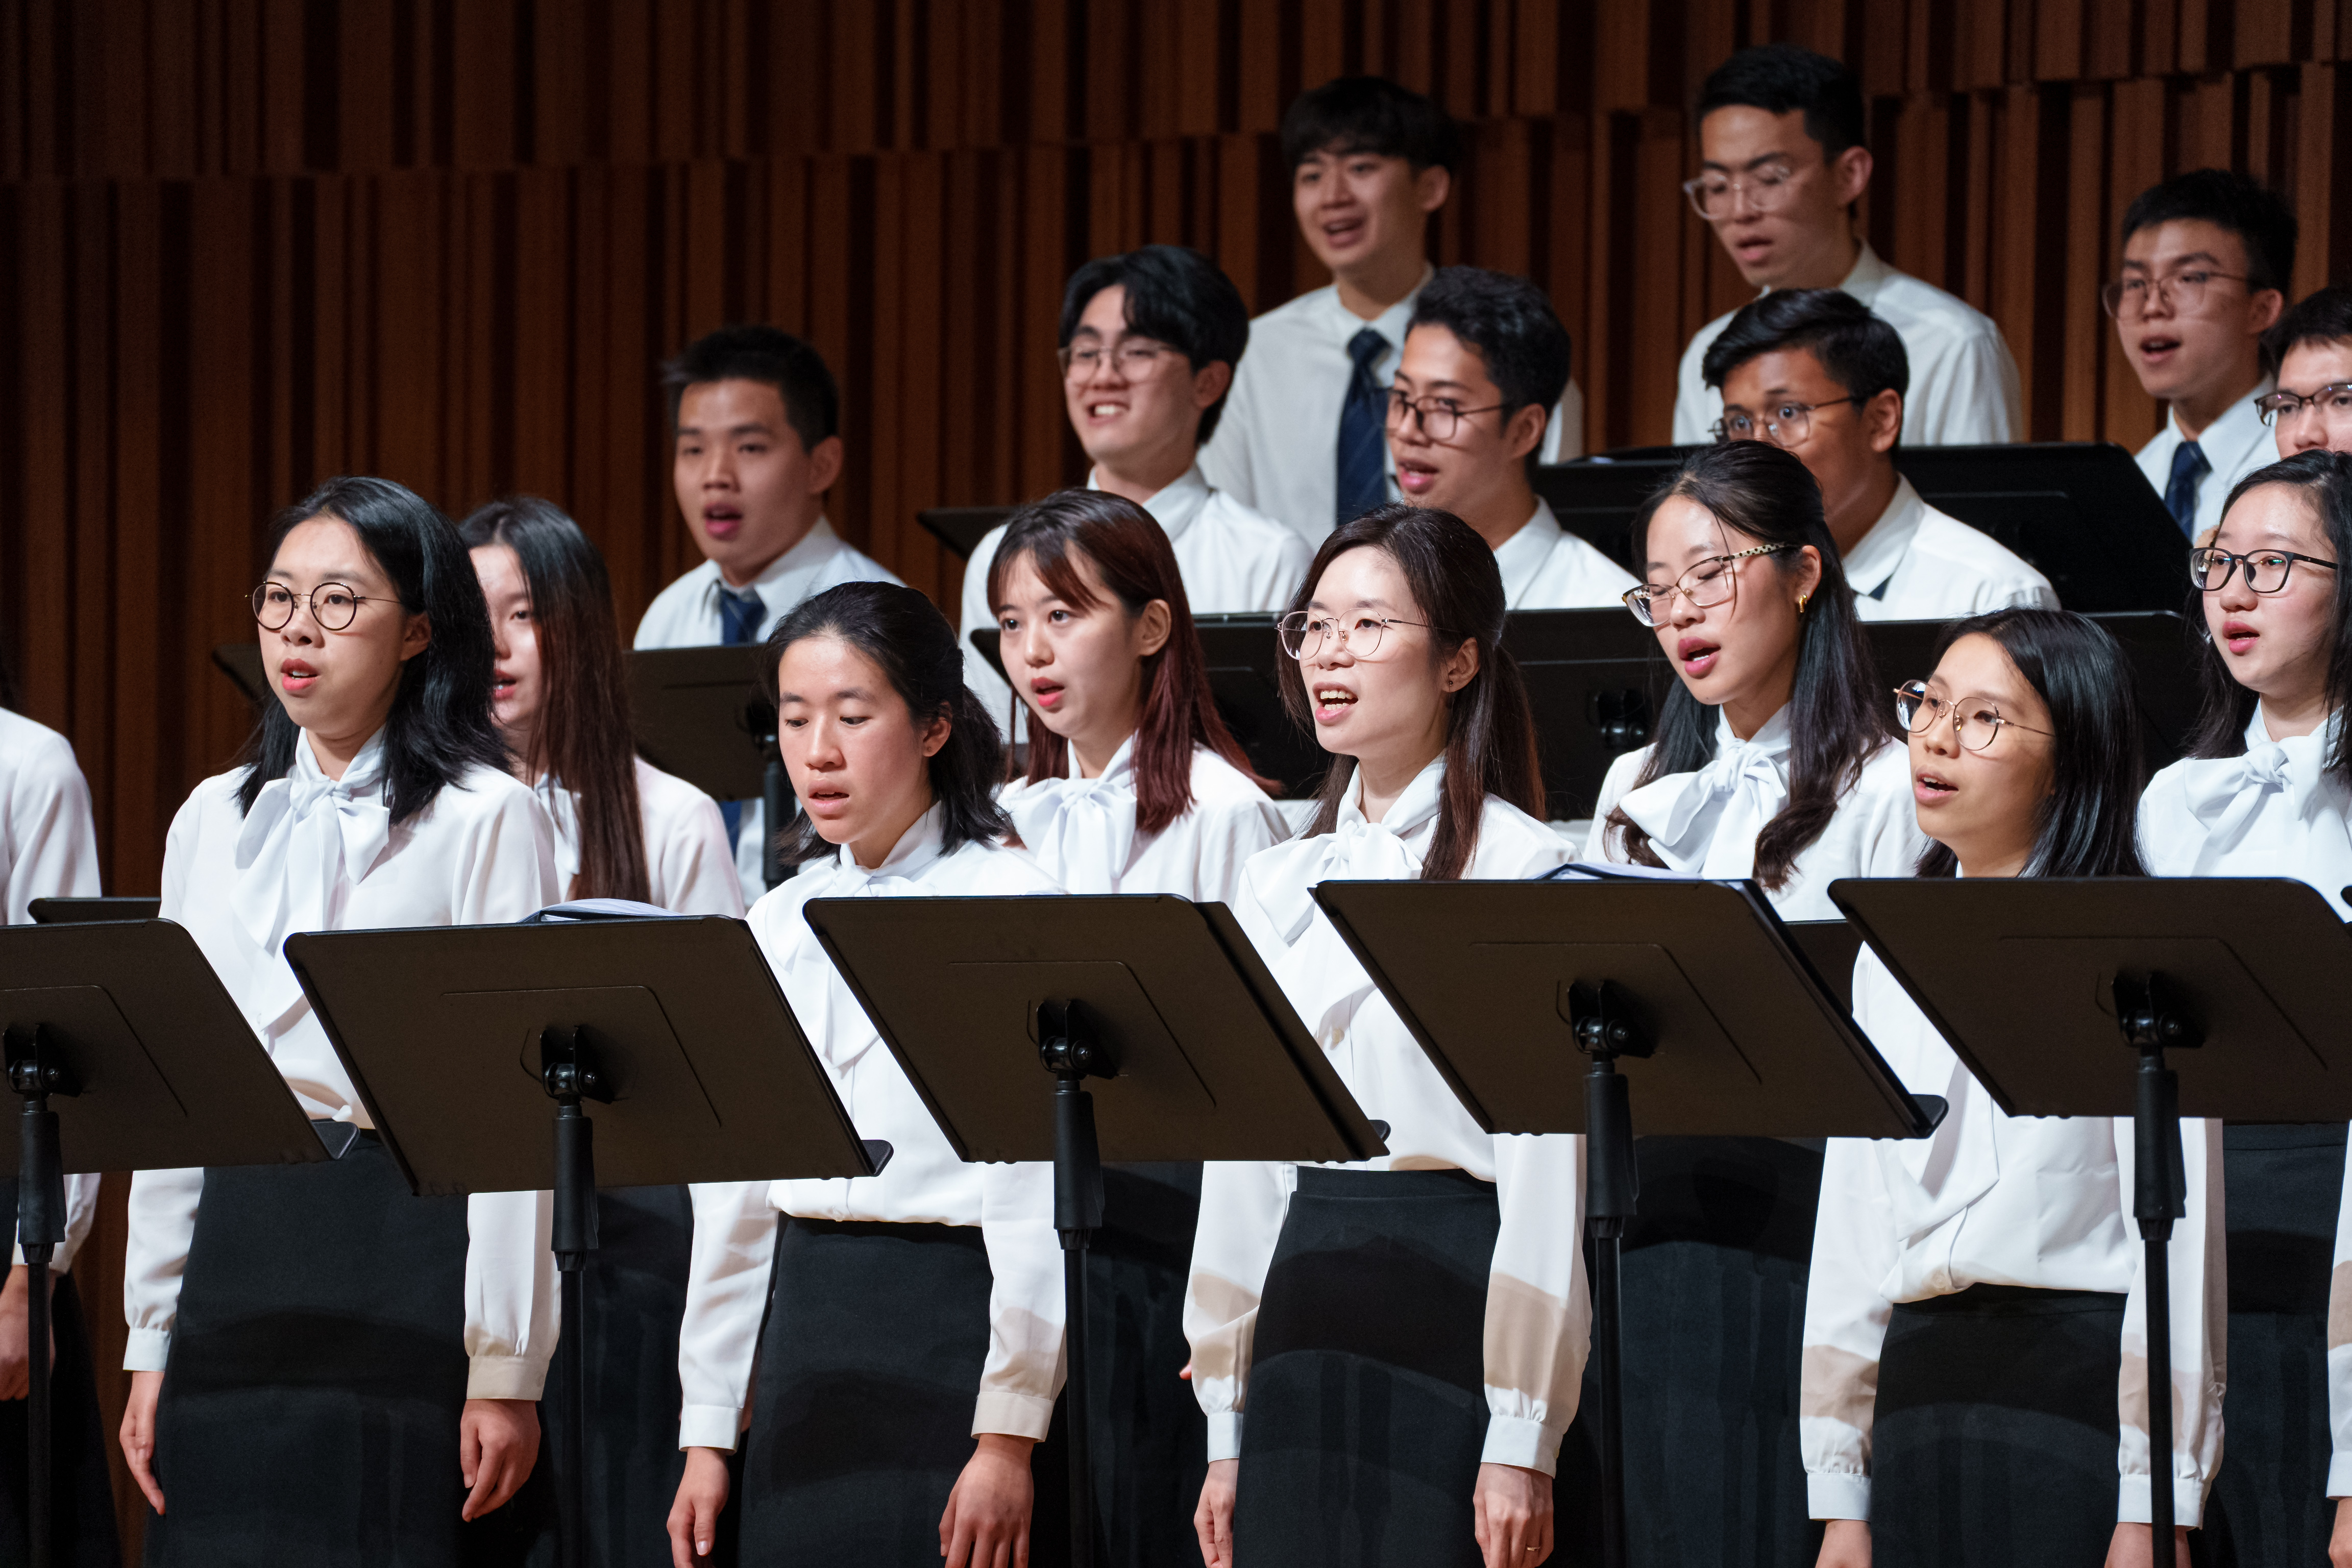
[3,724,102,923]
[1909,328,2024,446]
[463,1190,557,1399]
[1799,1134,1900,1520]
[1183,1159,1294,1461]
[121,791,206,1369]
[676,1180,782,1450]
[2115,1115,2225,1527]
[974,1160,1067,1440]
[1480,1132,1591,1472]
[1198,371,1263,512]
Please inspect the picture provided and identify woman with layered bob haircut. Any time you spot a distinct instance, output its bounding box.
[1185,503,1585,1568]
[1807,609,2221,1568]
[1585,439,1926,1568]
[121,476,561,1562]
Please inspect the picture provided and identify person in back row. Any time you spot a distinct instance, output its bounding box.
[1202,76,1583,544]
[1389,266,1636,608]
[2262,285,2352,458]
[960,246,1311,728]
[1675,44,2020,447]
[633,326,901,905]
[1702,288,2055,619]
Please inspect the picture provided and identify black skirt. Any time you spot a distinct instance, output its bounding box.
[1869,1284,2129,1568]
[142,1130,534,1567]
[2202,1123,2342,1568]
[739,1217,1068,1567]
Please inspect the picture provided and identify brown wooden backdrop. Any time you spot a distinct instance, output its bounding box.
[5,0,2352,1556]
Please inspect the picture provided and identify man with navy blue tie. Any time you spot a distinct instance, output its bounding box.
[2114,170,2296,541]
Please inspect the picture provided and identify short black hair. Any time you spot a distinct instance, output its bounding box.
[1696,44,1866,158]
[1059,246,1251,443]
[1280,76,1461,174]
[660,325,839,452]
[2267,285,2352,370]
[1701,288,1910,413]
[1405,266,1572,420]
[2120,168,2298,295]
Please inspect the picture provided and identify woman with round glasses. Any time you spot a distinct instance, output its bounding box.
[122,477,559,1562]
[1187,504,1582,1568]
[2139,450,2352,1568]
[1586,440,1924,1567]
[1807,608,2219,1568]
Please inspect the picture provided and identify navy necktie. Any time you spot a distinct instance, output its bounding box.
[1335,327,1390,525]
[2164,439,2209,538]
[718,587,766,847]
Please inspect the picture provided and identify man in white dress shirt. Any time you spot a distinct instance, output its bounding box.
[1673,45,2021,447]
[961,246,1312,727]
[631,325,900,904]
[1198,76,1583,544]
[1703,288,2054,620]
[2264,286,2352,459]
[2114,169,2295,541]
[1388,266,1633,609]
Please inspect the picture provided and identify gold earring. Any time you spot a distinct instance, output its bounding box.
[1797,592,1812,614]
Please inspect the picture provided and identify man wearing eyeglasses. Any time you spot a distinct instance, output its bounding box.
[958,245,1312,726]
[2114,168,2296,539]
[1702,289,2052,620]
[1671,45,2021,449]
[2261,285,2352,459]
[1388,267,1634,608]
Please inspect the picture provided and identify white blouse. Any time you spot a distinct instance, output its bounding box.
[1182,758,1588,1474]
[997,738,1290,900]
[124,730,564,1400]
[1585,707,1927,918]
[0,708,103,1272]
[1802,946,2224,1527]
[676,805,1068,1450]
[536,757,744,917]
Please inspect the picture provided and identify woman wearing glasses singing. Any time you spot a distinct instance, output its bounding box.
[2139,450,2352,1568]
[1583,439,1925,1568]
[1186,503,1582,1568]
[1807,609,2219,1568]
[120,478,560,1562]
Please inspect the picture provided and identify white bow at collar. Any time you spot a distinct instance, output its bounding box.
[2173,707,2340,854]
[1615,707,1792,878]
[1245,757,1445,947]
[999,737,1142,895]
[229,729,395,1036]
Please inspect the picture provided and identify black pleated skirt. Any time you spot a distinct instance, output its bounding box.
[1870,1284,2129,1568]
[1608,1136,1821,1568]
[2202,1123,2342,1568]
[142,1131,534,1567]
[739,1217,1069,1567]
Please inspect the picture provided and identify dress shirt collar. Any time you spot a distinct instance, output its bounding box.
[1336,752,1447,839]
[2166,378,2274,479]
[1838,475,1927,600]
[1059,732,1137,786]
[828,799,951,890]
[1834,241,1894,307]
[1088,465,1214,544]
[1306,263,1438,360]
[698,517,846,620]
[1492,498,1564,602]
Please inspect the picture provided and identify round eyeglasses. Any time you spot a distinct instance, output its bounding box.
[2100,268,2252,321]
[1680,160,1802,222]
[251,581,374,631]
[1277,610,1440,661]
[1712,398,1858,448]
[1893,681,2050,752]
[2189,546,2340,595]
[1621,543,1791,628]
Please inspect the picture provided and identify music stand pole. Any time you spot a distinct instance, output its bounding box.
[7,1027,70,1568]
[2117,976,2193,1547]
[542,1026,607,1568]
[1042,1006,1105,1568]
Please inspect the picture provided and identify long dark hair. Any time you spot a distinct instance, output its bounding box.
[987,489,1272,834]
[1280,503,1544,882]
[1604,442,1894,889]
[1914,609,2146,878]
[2184,450,2352,790]
[458,497,650,902]
[236,477,507,825]
[761,581,1009,864]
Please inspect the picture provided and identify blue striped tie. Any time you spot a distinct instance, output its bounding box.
[2164,439,2209,538]
[718,587,766,848]
[1335,327,1390,525]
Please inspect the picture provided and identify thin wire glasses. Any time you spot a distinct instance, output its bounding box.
[1386,390,1508,442]
[2256,383,2352,427]
[1277,611,1441,661]
[1894,681,2051,752]
[2100,268,2251,320]
[251,581,374,631]
[1680,160,1801,222]
[1622,543,1792,628]
[2190,546,2341,594]
[1058,337,1177,380]
[1711,397,1859,447]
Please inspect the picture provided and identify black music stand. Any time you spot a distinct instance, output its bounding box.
[1499,609,1668,820]
[625,646,793,889]
[26,899,160,925]
[920,506,1014,562]
[282,915,885,1568]
[800,893,1387,1568]
[1310,876,1943,1568]
[0,920,329,1567]
[1827,875,2352,1546]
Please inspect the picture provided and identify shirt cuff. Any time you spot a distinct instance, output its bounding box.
[1808,1471,1871,1521]
[1207,1411,1244,1463]
[122,1328,172,1374]
[464,1354,547,1402]
[2116,1473,2204,1529]
[2331,1451,2352,1499]
[1478,1414,1563,1475]
[972,1390,1055,1442]
[678,1404,744,1452]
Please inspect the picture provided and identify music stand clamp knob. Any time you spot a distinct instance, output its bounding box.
[4,1024,79,1100]
[1037,999,1117,1081]
[1566,980,1654,1062]
[2113,972,2204,1055]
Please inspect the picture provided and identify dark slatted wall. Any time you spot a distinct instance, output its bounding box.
[5,5,2352,1554]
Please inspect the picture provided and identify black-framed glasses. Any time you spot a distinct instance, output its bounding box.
[2256,384,2352,427]
[1893,681,2051,752]
[2190,546,2341,594]
[1057,337,1178,380]
[1622,543,1791,628]
[1385,390,1508,442]
[2100,268,2252,320]
[251,581,375,631]
[1277,610,1442,661]
[1712,397,1859,448]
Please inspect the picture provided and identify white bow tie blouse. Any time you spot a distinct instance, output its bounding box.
[996,737,1290,901]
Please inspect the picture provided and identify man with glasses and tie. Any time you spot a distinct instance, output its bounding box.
[2112,169,2297,541]
[1672,44,2022,448]
[2260,285,2352,459]
[632,325,900,906]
